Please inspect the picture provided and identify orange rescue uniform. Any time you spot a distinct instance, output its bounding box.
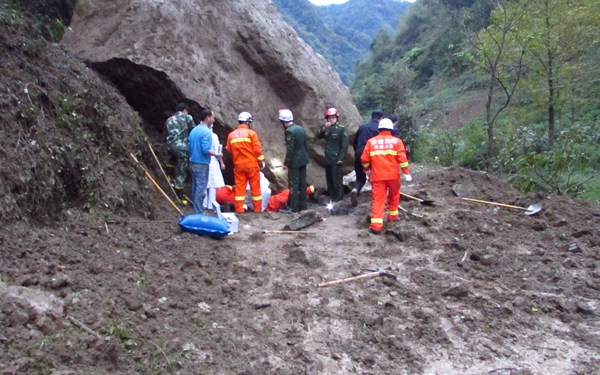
[226,124,265,213]
[216,185,316,212]
[265,185,316,212]
[216,185,235,206]
[360,130,410,232]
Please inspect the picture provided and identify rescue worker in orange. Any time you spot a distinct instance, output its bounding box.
[215,184,322,212]
[225,112,266,213]
[360,118,412,234]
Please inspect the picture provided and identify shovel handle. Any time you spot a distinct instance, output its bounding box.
[130,153,184,217]
[400,192,423,202]
[147,141,181,204]
[461,198,527,211]
[317,272,380,288]
[262,230,316,234]
[399,206,423,218]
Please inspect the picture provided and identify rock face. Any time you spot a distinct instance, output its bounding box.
[62,0,362,189]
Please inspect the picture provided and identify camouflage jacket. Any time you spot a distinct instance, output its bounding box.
[165,111,195,151]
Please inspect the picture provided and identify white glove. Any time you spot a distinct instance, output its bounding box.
[366,170,371,179]
[260,162,266,169]
[403,174,412,182]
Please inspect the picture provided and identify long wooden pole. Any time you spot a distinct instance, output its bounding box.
[317,272,381,288]
[461,197,527,211]
[400,192,423,202]
[130,153,184,217]
[147,141,180,204]
[261,230,316,234]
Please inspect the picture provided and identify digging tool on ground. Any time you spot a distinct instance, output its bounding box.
[317,268,397,288]
[261,230,316,235]
[461,197,542,215]
[401,192,435,206]
[147,141,181,204]
[130,153,184,217]
[399,206,423,218]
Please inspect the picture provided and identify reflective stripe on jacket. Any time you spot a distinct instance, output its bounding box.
[226,124,265,168]
[360,130,410,181]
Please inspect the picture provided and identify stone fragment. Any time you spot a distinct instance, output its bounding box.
[286,210,323,231]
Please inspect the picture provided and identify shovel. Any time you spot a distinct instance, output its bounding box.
[461,197,542,215]
[401,192,435,206]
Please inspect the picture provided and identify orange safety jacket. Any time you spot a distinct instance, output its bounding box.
[216,185,235,205]
[265,185,316,212]
[360,130,409,181]
[225,124,265,168]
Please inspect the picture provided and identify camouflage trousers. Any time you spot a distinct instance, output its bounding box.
[167,147,189,189]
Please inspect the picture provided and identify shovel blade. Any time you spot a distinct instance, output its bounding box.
[525,204,542,215]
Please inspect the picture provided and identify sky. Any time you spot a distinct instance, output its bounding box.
[309,0,415,5]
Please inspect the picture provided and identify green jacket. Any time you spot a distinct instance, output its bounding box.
[284,123,310,168]
[317,123,349,165]
[165,111,195,151]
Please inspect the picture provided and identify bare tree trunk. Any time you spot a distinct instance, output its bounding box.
[548,57,555,146]
[545,4,555,147]
[485,83,494,172]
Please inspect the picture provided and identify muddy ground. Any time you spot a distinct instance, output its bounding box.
[1,165,600,375]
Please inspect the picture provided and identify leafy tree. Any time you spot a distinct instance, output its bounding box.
[461,0,528,171]
[516,0,599,146]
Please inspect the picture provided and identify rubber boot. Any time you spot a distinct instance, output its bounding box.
[175,187,188,205]
[166,164,176,185]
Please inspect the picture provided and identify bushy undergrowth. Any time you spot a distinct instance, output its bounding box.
[413,111,600,202]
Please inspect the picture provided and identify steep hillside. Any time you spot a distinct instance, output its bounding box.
[0,1,156,225]
[273,0,410,85]
[318,0,411,47]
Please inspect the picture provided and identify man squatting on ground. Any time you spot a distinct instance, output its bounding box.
[226,112,266,213]
[165,103,195,204]
[317,107,349,202]
[188,108,220,214]
[279,109,311,213]
[351,109,384,207]
[360,118,412,234]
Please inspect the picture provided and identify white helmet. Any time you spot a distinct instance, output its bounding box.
[238,111,253,122]
[378,118,394,130]
[278,109,293,122]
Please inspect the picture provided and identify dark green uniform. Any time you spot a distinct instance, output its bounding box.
[165,111,195,189]
[284,123,311,212]
[317,123,349,201]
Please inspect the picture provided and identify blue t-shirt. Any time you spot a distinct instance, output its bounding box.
[189,123,212,164]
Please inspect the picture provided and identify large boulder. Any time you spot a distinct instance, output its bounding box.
[61,0,362,190]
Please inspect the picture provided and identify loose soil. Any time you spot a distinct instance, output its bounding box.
[2,165,600,375]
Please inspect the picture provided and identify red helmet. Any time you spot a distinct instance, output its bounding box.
[324,107,339,118]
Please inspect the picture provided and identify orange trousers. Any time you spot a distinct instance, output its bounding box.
[370,179,400,231]
[234,165,261,213]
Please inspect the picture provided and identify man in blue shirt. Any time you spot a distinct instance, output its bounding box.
[350,109,383,207]
[189,108,219,214]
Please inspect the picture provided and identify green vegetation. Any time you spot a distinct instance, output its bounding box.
[0,0,150,225]
[272,0,410,85]
[4,0,75,42]
[352,0,600,203]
